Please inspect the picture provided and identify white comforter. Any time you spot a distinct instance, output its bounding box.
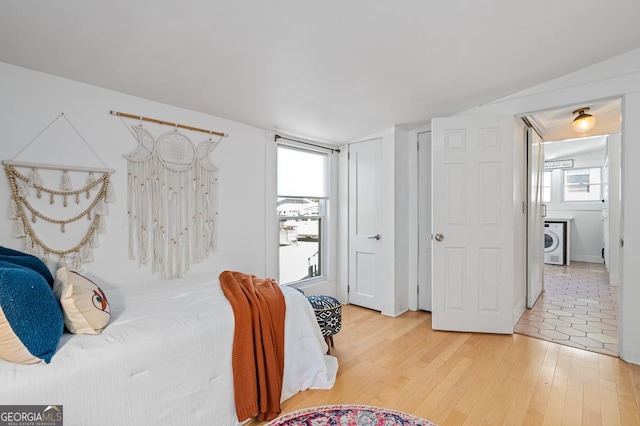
[0,274,338,425]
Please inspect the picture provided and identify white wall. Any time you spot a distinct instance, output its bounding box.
[393,126,410,315]
[458,47,640,364]
[0,62,270,287]
[546,151,606,263]
[380,129,396,316]
[621,91,640,364]
[337,142,349,303]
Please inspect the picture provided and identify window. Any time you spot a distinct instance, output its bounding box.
[542,171,551,203]
[563,167,602,202]
[277,145,329,284]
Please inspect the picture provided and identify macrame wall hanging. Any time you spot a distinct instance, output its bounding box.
[3,113,115,271]
[117,112,225,279]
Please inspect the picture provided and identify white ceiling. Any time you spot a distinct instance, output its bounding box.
[543,135,607,162]
[527,98,622,142]
[1,1,640,143]
[524,97,620,161]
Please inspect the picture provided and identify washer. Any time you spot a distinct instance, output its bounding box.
[544,222,565,265]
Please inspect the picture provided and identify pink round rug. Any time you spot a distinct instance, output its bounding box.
[265,404,436,426]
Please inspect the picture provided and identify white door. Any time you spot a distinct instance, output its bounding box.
[418,131,432,311]
[432,116,516,333]
[602,154,610,269]
[348,138,382,310]
[527,128,545,308]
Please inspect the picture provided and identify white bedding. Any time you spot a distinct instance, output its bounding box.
[0,274,338,425]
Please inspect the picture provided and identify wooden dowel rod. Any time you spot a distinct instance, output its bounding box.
[109,110,228,137]
[3,160,114,174]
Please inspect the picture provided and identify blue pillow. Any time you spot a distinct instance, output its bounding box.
[0,261,63,364]
[0,246,54,287]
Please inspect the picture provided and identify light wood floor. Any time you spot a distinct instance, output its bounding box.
[250,304,640,425]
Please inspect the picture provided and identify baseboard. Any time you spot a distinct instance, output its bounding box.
[570,255,605,264]
[382,307,408,318]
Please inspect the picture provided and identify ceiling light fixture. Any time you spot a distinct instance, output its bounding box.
[571,107,596,133]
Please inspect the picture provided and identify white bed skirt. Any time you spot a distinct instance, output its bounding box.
[0,273,338,426]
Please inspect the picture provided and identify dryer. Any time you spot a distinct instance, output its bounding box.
[544,222,565,265]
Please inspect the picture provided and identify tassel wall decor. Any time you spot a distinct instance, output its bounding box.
[4,165,115,271]
[124,126,220,279]
[3,113,115,271]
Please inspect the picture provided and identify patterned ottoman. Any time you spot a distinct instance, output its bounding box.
[306,295,342,355]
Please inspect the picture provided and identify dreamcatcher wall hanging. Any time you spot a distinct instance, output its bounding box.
[3,113,115,271]
[112,111,226,279]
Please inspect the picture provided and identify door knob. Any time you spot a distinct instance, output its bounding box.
[368,233,381,240]
[434,233,444,242]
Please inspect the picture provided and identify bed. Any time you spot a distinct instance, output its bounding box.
[0,272,338,426]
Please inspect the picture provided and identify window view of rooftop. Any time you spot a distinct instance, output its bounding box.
[278,198,322,284]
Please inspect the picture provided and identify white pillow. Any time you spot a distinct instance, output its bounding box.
[53,265,111,335]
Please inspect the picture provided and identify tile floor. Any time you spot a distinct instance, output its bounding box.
[515,261,618,357]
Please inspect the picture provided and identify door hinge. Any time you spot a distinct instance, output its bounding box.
[348,152,351,160]
[347,284,350,293]
[621,238,624,248]
[417,285,420,294]
[417,141,420,151]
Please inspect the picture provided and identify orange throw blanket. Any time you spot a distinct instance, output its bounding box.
[219,270,286,422]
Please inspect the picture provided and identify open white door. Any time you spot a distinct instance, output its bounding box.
[602,152,610,269]
[431,116,516,334]
[527,128,545,308]
[418,131,432,311]
[348,138,382,310]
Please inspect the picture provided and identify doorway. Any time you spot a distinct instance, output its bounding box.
[518,99,621,356]
[517,261,618,356]
[417,131,432,311]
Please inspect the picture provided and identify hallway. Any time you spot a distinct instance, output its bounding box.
[515,261,618,357]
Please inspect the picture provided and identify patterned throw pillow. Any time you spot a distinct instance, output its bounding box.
[0,261,64,364]
[0,246,54,287]
[53,265,111,335]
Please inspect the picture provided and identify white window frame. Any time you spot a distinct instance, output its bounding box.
[562,167,603,202]
[542,171,552,203]
[276,143,331,286]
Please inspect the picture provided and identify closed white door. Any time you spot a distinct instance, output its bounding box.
[348,138,382,310]
[431,116,516,333]
[527,128,545,308]
[418,131,432,311]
